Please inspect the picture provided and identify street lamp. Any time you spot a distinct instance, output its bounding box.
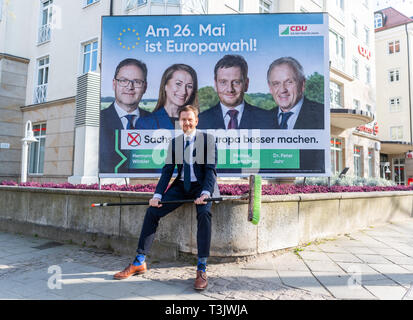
[21,120,38,183]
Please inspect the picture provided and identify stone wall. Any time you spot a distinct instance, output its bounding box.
[0,55,29,179]
[0,186,412,260]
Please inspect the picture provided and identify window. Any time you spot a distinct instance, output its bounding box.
[28,123,47,175]
[329,30,345,70]
[331,138,343,174]
[389,69,400,82]
[259,0,271,13]
[352,17,358,37]
[374,13,383,29]
[390,126,403,140]
[335,0,344,10]
[353,146,363,177]
[389,97,401,112]
[125,0,147,10]
[393,158,406,185]
[368,149,374,178]
[85,0,99,6]
[366,104,372,113]
[330,82,343,108]
[353,99,360,110]
[34,56,49,104]
[226,0,243,11]
[82,40,98,74]
[352,58,359,79]
[38,0,53,44]
[365,65,371,84]
[364,26,370,46]
[388,40,400,54]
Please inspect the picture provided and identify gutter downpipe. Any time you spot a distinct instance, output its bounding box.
[406,23,412,144]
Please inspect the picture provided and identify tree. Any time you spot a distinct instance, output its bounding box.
[198,86,219,112]
[304,72,324,104]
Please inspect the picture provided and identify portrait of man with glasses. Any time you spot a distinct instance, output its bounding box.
[99,58,150,173]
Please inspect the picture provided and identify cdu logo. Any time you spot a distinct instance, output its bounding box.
[281,26,290,35]
[279,24,321,37]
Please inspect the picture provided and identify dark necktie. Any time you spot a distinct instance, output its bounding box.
[183,138,191,192]
[125,114,136,129]
[227,109,239,129]
[279,112,293,129]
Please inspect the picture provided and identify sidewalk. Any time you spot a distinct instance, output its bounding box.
[1,218,413,300]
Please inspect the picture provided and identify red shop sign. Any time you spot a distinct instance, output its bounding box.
[358,45,371,60]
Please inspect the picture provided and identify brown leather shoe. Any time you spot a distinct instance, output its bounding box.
[113,262,147,280]
[194,270,208,290]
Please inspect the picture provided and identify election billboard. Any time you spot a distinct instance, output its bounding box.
[99,13,330,178]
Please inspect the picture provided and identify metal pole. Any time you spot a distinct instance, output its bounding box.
[20,120,38,183]
[20,141,29,183]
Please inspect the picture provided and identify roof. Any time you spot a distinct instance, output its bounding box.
[375,7,413,32]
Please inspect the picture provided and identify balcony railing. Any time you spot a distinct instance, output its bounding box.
[38,24,51,44]
[34,84,48,104]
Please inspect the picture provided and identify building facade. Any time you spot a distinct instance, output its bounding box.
[0,0,379,184]
[375,7,413,185]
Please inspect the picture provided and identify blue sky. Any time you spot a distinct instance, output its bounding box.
[101,13,327,99]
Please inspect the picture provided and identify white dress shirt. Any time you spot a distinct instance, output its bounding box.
[277,97,304,130]
[153,129,210,200]
[220,102,245,129]
[113,102,140,129]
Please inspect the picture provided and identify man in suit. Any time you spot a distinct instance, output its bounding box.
[99,58,150,173]
[198,54,274,130]
[267,57,324,130]
[113,105,218,291]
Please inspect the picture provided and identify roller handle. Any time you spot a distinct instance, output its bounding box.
[91,197,224,207]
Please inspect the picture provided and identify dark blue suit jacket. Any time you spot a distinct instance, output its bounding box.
[197,102,275,130]
[272,98,324,129]
[135,106,176,130]
[155,131,219,197]
[99,102,150,174]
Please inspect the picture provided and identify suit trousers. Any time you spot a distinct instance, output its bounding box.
[137,180,212,258]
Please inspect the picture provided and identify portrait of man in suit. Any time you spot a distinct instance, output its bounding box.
[99,58,150,173]
[198,54,274,130]
[267,57,324,130]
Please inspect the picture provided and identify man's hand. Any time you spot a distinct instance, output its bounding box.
[194,193,209,205]
[149,197,162,207]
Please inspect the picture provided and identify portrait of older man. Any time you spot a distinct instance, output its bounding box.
[267,57,324,130]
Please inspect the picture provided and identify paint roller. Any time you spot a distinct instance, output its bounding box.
[91,175,262,225]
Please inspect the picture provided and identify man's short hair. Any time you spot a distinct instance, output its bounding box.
[178,105,199,119]
[267,57,306,85]
[214,54,248,81]
[114,58,148,81]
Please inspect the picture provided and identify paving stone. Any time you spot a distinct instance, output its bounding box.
[355,254,393,264]
[343,247,377,255]
[276,269,331,297]
[383,256,413,265]
[304,260,344,273]
[363,280,408,300]
[327,253,363,263]
[312,271,376,300]
[298,251,331,261]
[336,262,388,282]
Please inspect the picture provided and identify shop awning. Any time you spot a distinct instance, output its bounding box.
[380,141,413,154]
[330,109,374,129]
